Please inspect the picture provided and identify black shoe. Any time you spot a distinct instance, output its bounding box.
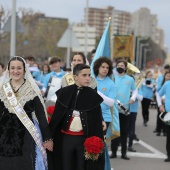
[128,147,136,152]
[164,158,170,162]
[134,137,139,141]
[163,133,167,136]
[144,122,147,126]
[121,154,130,160]
[156,133,161,136]
[110,154,117,159]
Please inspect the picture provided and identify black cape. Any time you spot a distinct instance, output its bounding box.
[50,84,105,170]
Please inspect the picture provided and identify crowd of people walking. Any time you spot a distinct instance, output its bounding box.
[0,53,170,170]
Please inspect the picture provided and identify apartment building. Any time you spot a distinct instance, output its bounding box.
[72,23,96,53]
[85,6,113,37]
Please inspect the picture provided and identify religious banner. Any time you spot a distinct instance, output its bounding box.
[113,35,134,61]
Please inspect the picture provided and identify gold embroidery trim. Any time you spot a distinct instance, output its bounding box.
[65,73,75,85]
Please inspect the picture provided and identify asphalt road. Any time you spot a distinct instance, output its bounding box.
[108,104,170,170]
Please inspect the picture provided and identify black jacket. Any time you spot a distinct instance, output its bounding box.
[49,84,104,170]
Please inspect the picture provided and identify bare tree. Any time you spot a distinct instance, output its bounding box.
[0,7,68,64]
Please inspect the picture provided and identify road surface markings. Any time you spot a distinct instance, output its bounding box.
[108,140,166,159]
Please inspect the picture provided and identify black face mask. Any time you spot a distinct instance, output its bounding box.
[116,67,125,74]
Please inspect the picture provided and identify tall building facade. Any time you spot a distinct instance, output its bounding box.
[112,9,131,35]
[155,27,165,49]
[130,8,158,42]
[85,6,113,37]
[84,6,166,55]
[85,6,131,37]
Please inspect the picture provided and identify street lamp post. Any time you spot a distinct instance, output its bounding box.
[66,24,72,68]
[0,6,3,34]
[10,0,16,58]
[84,0,89,57]
[139,43,148,69]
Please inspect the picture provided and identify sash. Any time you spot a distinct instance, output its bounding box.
[3,82,48,170]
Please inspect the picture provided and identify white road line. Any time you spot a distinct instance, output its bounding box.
[136,140,166,158]
[108,140,166,159]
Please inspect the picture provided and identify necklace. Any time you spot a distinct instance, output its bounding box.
[10,79,26,94]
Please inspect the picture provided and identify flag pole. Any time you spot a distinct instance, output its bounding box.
[84,0,89,57]
[108,17,113,60]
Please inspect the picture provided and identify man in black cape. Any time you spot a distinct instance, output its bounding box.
[50,64,105,170]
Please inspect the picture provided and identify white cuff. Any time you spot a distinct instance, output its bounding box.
[97,91,114,107]
[131,89,138,101]
[137,94,143,101]
[155,92,162,107]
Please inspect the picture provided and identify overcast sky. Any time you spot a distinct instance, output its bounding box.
[1,0,170,52]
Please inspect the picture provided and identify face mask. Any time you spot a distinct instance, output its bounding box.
[116,67,125,74]
[145,79,151,85]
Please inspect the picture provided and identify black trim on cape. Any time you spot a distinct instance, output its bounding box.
[56,84,103,111]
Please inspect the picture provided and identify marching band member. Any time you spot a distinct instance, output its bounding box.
[128,87,143,152]
[93,57,116,170]
[157,72,170,162]
[40,64,51,85]
[110,59,137,160]
[141,70,155,126]
[154,65,170,134]
[25,55,41,82]
[93,57,116,123]
[156,65,170,92]
[42,57,65,94]
[125,63,143,146]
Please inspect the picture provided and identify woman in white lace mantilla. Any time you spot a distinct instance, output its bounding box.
[0,56,53,170]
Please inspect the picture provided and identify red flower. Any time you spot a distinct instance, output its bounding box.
[46,105,55,123]
[47,105,55,115]
[84,136,104,161]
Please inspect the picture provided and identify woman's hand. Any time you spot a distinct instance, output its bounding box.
[43,140,53,152]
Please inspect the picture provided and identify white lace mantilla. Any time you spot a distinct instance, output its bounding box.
[0,81,37,114]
